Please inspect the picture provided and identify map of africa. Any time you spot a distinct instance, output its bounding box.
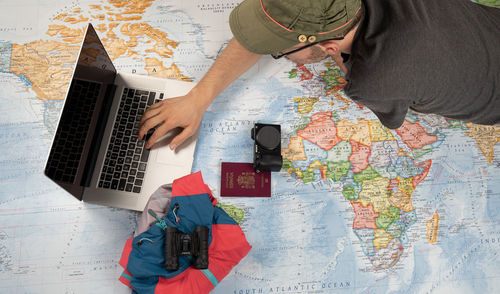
[1,0,500,293]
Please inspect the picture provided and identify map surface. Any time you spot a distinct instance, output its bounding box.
[1,0,499,293]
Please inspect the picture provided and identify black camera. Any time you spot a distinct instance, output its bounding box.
[165,226,209,271]
[251,123,283,173]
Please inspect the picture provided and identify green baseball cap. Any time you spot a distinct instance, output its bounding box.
[230,0,363,54]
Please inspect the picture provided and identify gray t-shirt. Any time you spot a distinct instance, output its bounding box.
[344,0,500,129]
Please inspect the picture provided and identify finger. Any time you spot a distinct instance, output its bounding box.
[138,115,165,140]
[138,113,161,140]
[169,127,195,151]
[139,107,162,126]
[147,99,165,110]
[145,123,174,149]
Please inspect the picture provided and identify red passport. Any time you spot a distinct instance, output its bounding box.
[220,162,271,197]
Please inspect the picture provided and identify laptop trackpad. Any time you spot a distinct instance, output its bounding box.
[153,128,196,167]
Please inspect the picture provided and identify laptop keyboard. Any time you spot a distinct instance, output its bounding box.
[46,79,101,183]
[98,88,163,193]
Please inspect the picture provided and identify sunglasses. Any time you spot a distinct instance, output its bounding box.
[271,36,345,60]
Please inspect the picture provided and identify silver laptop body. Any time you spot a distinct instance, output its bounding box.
[44,23,197,211]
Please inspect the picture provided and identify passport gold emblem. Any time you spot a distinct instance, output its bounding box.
[237,172,256,189]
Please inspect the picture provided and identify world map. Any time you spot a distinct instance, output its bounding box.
[1,0,500,293]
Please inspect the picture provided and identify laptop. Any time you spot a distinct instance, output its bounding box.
[44,23,197,211]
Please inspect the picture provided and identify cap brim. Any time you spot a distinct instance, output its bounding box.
[229,0,298,55]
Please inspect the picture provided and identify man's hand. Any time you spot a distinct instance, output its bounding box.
[137,38,261,150]
[138,92,204,150]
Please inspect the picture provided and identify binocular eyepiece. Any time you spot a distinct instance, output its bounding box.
[165,225,209,271]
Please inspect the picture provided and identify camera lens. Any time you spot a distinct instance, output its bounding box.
[256,126,280,150]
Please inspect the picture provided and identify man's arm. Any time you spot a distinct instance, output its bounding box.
[139,37,262,149]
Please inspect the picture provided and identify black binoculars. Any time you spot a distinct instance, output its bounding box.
[164,225,209,271]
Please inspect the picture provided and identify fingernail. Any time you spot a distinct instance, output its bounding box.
[170,144,177,151]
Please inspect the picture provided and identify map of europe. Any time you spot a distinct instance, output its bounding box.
[1,0,500,293]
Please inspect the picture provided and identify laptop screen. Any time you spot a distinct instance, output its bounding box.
[45,24,116,199]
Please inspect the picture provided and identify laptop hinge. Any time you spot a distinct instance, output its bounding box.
[81,83,117,187]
